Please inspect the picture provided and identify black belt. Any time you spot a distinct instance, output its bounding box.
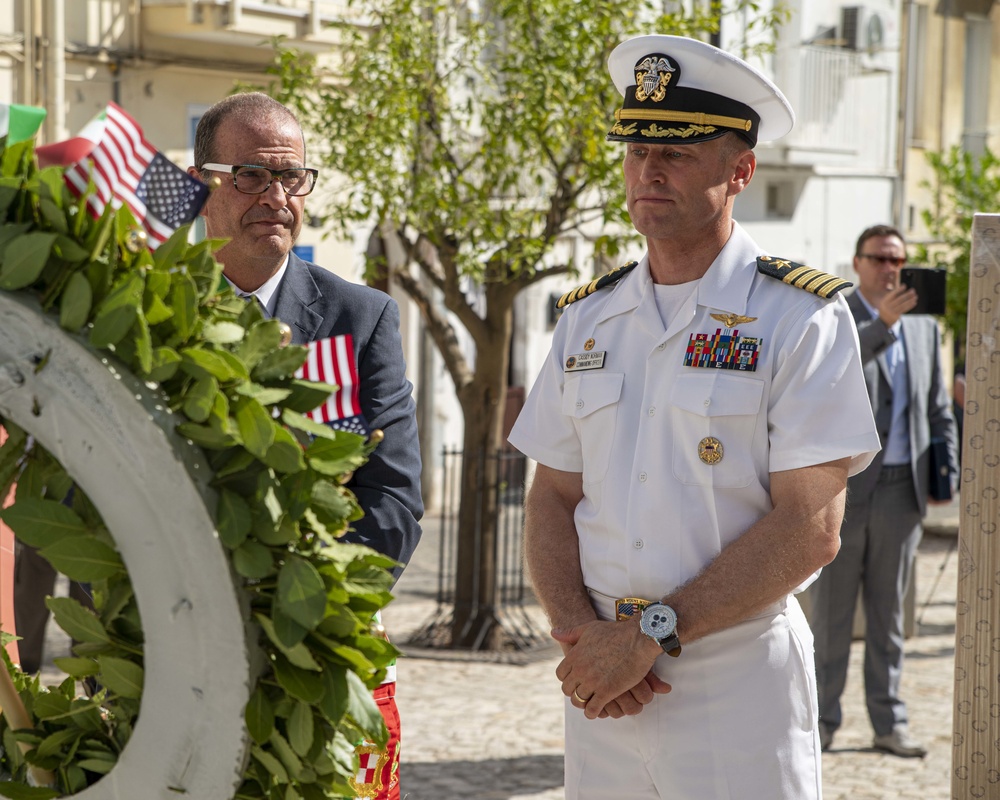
[879,463,911,482]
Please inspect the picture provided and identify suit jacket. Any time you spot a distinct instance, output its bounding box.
[846,290,957,516]
[274,253,423,580]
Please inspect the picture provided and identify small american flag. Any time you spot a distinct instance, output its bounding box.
[36,102,208,248]
[295,334,370,436]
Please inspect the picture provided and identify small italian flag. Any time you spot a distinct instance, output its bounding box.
[0,103,46,144]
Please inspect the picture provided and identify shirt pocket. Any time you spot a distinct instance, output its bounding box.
[562,372,624,486]
[669,372,764,488]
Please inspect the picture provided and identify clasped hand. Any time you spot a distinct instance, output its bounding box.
[552,619,671,720]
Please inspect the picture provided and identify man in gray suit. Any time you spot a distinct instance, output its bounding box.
[811,225,957,757]
[190,92,422,800]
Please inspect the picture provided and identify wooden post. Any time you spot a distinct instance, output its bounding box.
[952,213,1000,798]
[0,427,17,665]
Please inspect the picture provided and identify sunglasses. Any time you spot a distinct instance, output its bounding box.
[858,254,906,268]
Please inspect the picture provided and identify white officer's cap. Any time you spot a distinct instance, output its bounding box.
[607,34,794,147]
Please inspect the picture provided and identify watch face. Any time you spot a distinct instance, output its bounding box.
[640,603,677,640]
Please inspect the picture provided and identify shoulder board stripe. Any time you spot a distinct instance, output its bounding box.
[756,256,851,299]
[556,261,639,309]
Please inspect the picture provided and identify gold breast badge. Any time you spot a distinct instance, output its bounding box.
[698,437,724,465]
[710,312,757,328]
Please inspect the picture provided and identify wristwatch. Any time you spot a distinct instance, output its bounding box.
[639,602,682,657]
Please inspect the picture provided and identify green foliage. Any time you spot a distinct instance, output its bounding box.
[0,134,396,797]
[270,0,786,280]
[914,145,1000,367]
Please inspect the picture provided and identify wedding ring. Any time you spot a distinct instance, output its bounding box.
[572,689,591,704]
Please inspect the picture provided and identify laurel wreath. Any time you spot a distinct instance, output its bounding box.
[0,136,395,798]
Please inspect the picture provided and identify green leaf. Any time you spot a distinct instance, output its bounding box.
[250,745,289,784]
[97,655,144,699]
[0,232,57,290]
[52,234,89,262]
[310,479,353,526]
[254,613,321,671]
[171,273,198,340]
[32,690,71,720]
[235,396,276,458]
[144,292,173,325]
[271,607,309,649]
[59,271,93,331]
[238,319,284,368]
[0,498,87,549]
[306,436,368,476]
[245,686,275,744]
[318,664,348,727]
[183,374,219,423]
[269,728,304,779]
[148,346,182,383]
[282,379,337,414]
[45,597,111,645]
[345,669,387,746]
[233,540,273,579]
[234,382,292,405]
[181,347,245,382]
[262,425,306,474]
[134,312,153,375]
[76,756,116,774]
[252,346,309,382]
[51,657,99,678]
[39,536,123,581]
[217,489,252,549]
[288,701,315,757]
[0,782,61,799]
[277,556,327,631]
[202,321,246,345]
[34,727,79,760]
[38,198,67,233]
[176,421,239,450]
[89,274,144,348]
[254,514,299,547]
[272,655,324,703]
[281,409,338,440]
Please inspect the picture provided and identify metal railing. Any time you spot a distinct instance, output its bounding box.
[407,447,551,655]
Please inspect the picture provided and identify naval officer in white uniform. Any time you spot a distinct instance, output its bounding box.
[509,34,881,799]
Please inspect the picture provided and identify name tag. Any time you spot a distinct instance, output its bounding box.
[565,351,606,372]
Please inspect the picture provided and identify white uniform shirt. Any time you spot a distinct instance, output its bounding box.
[510,222,879,602]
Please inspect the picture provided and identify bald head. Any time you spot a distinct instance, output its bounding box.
[194,92,304,169]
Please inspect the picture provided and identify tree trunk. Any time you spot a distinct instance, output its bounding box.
[450,318,511,649]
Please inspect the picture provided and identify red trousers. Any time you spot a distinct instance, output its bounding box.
[349,682,401,800]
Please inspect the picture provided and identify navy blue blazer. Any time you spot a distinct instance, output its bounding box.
[273,253,423,581]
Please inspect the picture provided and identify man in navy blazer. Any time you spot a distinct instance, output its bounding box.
[190,92,422,800]
[810,225,957,759]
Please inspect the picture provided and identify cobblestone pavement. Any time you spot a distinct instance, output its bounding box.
[36,506,961,799]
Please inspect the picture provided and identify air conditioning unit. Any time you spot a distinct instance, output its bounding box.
[840,5,887,52]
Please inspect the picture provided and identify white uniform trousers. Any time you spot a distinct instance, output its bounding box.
[564,594,822,800]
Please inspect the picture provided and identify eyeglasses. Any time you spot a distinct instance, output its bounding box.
[858,253,906,268]
[200,163,318,196]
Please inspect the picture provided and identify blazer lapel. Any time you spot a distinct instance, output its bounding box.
[273,252,324,344]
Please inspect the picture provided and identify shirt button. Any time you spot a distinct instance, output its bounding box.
[704,399,711,407]
[657,343,666,350]
[633,539,644,549]
[648,407,656,416]
[575,400,584,409]
[639,472,647,482]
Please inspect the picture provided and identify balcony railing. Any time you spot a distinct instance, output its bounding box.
[778,44,896,172]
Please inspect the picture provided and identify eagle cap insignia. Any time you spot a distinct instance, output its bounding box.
[710,312,757,328]
[634,54,678,103]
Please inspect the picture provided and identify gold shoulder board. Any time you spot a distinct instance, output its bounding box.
[756,256,852,299]
[556,261,639,309]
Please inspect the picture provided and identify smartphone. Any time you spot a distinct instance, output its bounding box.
[900,266,946,315]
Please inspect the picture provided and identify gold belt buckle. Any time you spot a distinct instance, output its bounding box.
[615,597,651,621]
